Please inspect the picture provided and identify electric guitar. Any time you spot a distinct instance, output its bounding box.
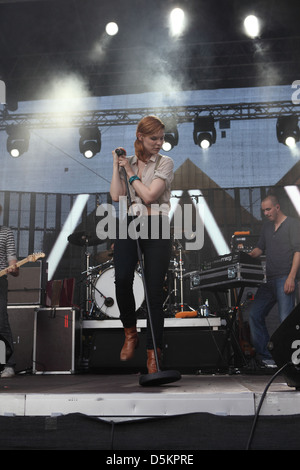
[0,252,45,278]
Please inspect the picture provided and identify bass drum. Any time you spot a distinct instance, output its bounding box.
[93,266,144,318]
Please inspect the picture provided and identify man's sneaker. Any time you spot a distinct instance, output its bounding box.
[261,359,277,369]
[1,367,15,378]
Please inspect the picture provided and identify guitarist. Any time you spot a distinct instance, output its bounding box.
[0,205,19,378]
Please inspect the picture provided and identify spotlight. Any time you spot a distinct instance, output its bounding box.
[243,15,260,38]
[193,116,216,149]
[169,8,185,36]
[105,22,119,36]
[276,115,300,148]
[79,126,101,158]
[162,121,178,152]
[6,124,30,157]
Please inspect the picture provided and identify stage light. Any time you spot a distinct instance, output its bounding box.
[162,135,176,151]
[162,122,178,151]
[79,126,101,158]
[193,116,216,149]
[6,124,30,157]
[244,15,260,38]
[105,22,118,36]
[169,8,185,36]
[276,115,300,148]
[197,133,213,149]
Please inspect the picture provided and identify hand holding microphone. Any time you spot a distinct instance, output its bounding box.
[114,147,129,171]
[112,147,126,162]
[115,147,126,157]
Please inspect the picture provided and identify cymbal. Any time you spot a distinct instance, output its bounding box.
[68,231,104,247]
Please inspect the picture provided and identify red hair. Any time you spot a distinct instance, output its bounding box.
[134,115,165,161]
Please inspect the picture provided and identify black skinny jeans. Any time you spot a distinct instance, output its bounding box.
[114,216,171,349]
[0,277,15,366]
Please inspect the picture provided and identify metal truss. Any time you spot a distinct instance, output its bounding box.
[0,100,300,131]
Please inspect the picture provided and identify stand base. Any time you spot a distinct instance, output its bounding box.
[139,369,181,387]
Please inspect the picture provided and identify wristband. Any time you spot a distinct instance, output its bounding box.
[129,175,140,185]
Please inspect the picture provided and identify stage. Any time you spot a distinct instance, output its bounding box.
[0,371,300,450]
[3,310,300,450]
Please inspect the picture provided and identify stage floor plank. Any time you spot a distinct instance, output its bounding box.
[0,372,299,419]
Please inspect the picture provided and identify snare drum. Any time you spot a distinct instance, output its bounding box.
[93,266,144,318]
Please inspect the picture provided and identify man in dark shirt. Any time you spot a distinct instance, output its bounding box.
[249,194,300,367]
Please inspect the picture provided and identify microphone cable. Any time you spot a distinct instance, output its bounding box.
[246,362,291,450]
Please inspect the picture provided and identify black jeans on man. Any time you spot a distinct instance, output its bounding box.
[0,277,15,367]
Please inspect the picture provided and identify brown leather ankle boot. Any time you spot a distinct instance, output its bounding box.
[120,326,139,361]
[147,348,161,374]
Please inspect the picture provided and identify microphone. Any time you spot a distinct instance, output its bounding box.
[115,147,126,157]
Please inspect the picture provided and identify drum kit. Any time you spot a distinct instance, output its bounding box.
[68,230,195,320]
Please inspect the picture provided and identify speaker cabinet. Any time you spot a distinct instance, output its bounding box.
[89,327,228,373]
[163,329,228,371]
[33,307,81,374]
[8,260,47,305]
[8,306,36,373]
[89,329,148,373]
[269,303,300,389]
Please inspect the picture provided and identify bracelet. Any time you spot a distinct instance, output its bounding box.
[129,175,141,185]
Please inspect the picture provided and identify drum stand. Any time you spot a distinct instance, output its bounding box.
[84,244,92,315]
[120,161,181,386]
[163,257,183,315]
[164,240,196,316]
[174,243,195,315]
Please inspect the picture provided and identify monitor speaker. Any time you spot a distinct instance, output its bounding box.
[268,303,300,389]
[8,306,35,373]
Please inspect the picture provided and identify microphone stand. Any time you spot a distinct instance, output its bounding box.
[118,149,181,386]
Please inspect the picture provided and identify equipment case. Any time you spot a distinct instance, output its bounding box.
[192,263,266,290]
[33,307,81,374]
